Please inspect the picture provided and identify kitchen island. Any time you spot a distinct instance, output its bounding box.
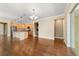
[13,31,28,40]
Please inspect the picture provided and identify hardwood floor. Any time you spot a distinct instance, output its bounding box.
[0,35,74,56]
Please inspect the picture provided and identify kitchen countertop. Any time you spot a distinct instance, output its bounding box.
[13,31,28,40]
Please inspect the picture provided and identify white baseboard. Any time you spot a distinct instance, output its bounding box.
[55,37,63,39]
[39,36,54,40]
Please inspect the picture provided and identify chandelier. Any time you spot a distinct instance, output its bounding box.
[29,9,38,20]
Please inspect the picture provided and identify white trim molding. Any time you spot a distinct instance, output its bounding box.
[55,37,63,39]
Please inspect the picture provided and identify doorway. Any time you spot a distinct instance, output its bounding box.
[54,18,64,40]
[34,22,39,37]
[0,22,7,39]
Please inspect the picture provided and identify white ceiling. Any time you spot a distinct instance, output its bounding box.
[0,3,67,20]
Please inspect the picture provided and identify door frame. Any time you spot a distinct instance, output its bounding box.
[0,22,8,39]
[54,17,64,40]
[34,22,39,37]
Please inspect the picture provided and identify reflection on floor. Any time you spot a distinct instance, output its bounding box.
[0,35,74,56]
[0,35,10,56]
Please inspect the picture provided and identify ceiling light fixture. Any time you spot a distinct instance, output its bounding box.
[29,9,38,20]
[16,9,38,24]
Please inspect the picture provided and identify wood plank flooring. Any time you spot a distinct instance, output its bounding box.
[0,35,74,56]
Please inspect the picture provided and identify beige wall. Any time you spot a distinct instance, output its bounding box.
[73,16,79,55]
[38,16,64,40]
[74,16,79,42]
[38,16,54,39]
